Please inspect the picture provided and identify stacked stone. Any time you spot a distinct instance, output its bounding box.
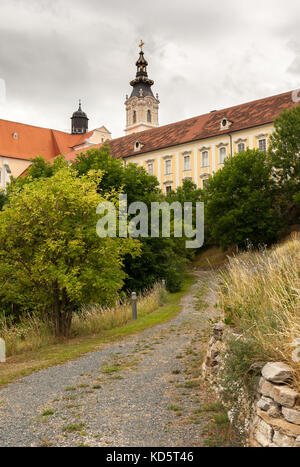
[202,322,226,381]
[252,362,300,447]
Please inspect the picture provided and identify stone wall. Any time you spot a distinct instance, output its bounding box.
[203,323,300,447]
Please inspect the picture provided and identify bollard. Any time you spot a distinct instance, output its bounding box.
[132,292,137,320]
[0,338,5,363]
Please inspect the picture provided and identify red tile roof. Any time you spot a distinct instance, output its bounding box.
[0,118,93,161]
[62,89,298,162]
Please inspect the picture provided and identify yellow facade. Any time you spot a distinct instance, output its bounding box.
[125,123,274,192]
[0,156,31,189]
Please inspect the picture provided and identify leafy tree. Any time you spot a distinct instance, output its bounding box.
[72,145,160,205]
[74,147,187,292]
[8,155,68,196]
[0,190,6,210]
[10,147,191,293]
[268,105,300,222]
[204,149,281,250]
[166,179,202,205]
[0,167,139,337]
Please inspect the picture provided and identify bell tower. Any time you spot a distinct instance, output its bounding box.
[71,100,89,135]
[125,41,160,135]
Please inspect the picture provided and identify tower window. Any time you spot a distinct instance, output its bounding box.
[147,110,152,123]
[201,151,209,168]
[133,111,137,124]
[219,147,226,164]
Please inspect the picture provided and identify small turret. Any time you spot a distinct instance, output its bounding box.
[71,100,89,134]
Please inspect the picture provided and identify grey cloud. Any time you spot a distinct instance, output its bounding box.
[0,0,299,137]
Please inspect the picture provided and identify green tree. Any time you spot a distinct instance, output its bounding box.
[74,147,187,292]
[204,149,280,250]
[0,190,6,210]
[72,144,160,205]
[268,105,300,222]
[11,147,190,293]
[0,167,139,337]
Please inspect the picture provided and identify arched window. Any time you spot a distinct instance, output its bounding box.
[133,111,137,123]
[147,110,151,123]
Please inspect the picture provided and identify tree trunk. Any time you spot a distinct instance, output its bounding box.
[52,283,73,338]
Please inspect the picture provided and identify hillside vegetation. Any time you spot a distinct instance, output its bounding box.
[218,234,300,390]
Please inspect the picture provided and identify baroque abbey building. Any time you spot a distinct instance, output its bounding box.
[0,42,299,192]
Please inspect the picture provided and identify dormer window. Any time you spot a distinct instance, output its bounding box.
[134,140,143,152]
[220,118,232,131]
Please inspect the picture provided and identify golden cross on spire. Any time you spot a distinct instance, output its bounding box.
[139,40,144,51]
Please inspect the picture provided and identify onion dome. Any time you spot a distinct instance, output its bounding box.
[129,41,155,99]
[71,100,89,134]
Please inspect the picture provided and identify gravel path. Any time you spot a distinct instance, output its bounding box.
[0,271,220,447]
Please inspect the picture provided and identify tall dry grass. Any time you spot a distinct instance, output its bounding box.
[218,234,300,389]
[0,283,167,357]
[72,283,167,336]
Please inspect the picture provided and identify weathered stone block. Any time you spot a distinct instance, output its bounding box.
[282,407,300,425]
[273,431,295,447]
[255,418,273,447]
[295,436,300,447]
[257,396,278,412]
[258,377,275,398]
[257,409,300,437]
[262,362,293,384]
[267,406,281,418]
[272,385,298,408]
[209,340,224,360]
[213,322,225,340]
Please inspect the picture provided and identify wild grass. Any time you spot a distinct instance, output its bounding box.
[218,233,300,390]
[0,283,167,358]
[72,283,167,336]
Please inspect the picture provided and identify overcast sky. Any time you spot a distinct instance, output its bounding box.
[1,0,300,138]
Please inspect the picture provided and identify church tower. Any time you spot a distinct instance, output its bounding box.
[125,41,160,135]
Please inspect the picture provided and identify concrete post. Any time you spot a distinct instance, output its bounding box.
[0,338,5,363]
[132,292,137,320]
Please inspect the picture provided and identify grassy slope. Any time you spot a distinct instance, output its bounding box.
[0,275,195,387]
[193,246,233,270]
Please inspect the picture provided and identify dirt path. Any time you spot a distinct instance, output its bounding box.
[0,271,220,447]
